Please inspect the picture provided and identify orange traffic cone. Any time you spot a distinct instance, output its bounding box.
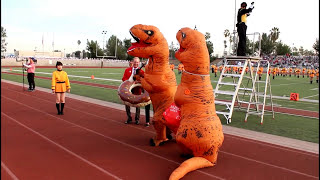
[91,75,94,79]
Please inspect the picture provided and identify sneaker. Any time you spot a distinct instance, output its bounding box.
[135,120,140,125]
[28,88,32,92]
[125,119,132,124]
[145,122,150,127]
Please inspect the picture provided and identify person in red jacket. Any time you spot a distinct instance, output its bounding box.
[122,57,151,126]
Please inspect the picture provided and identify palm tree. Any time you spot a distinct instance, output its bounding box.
[270,27,280,43]
[77,40,81,50]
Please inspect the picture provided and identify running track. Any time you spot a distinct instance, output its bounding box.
[1,82,319,180]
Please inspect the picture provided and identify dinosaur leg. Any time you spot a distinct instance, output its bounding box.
[150,114,168,146]
[169,157,214,180]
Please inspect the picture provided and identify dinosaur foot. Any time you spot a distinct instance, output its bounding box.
[149,138,169,146]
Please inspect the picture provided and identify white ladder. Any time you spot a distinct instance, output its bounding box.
[214,56,274,124]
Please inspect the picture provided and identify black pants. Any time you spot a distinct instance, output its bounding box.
[125,104,150,123]
[27,73,35,90]
[237,23,247,56]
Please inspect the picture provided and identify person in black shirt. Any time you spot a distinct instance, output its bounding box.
[236,2,254,56]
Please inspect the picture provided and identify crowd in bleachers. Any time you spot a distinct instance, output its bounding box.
[262,55,319,68]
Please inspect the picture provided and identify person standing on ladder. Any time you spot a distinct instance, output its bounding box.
[236,2,254,56]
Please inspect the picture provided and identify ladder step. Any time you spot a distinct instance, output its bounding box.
[224,65,244,68]
[238,101,264,104]
[238,87,253,91]
[247,112,263,115]
[256,80,266,83]
[215,90,235,95]
[222,74,241,77]
[216,111,230,115]
[215,100,232,105]
[218,82,238,86]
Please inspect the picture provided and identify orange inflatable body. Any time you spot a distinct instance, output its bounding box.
[169,28,224,180]
[127,24,177,146]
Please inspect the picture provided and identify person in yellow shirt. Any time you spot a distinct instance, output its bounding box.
[170,63,175,71]
[295,68,301,78]
[309,69,316,84]
[307,69,311,78]
[316,69,319,83]
[211,64,216,73]
[258,67,263,80]
[178,63,184,74]
[219,65,223,74]
[272,67,277,79]
[214,65,218,77]
[289,67,293,77]
[302,68,306,78]
[52,61,71,115]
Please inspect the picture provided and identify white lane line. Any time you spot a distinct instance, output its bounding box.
[2,95,318,179]
[5,86,318,156]
[9,70,122,82]
[1,112,122,180]
[2,96,224,180]
[1,161,20,180]
[221,151,318,179]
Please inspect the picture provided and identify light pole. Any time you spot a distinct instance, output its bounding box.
[102,30,107,54]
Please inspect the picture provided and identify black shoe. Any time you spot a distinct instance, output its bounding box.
[60,112,64,115]
[135,120,140,125]
[57,112,61,115]
[145,122,150,127]
[125,119,132,124]
[28,88,32,91]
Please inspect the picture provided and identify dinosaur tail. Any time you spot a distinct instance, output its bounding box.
[169,157,214,180]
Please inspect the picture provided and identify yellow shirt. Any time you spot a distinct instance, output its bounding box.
[51,70,71,90]
[241,14,248,24]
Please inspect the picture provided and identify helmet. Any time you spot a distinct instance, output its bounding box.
[241,2,247,7]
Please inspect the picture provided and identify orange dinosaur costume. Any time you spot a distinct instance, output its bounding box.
[169,27,224,180]
[127,24,177,146]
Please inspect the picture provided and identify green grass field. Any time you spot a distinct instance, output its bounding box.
[1,67,319,143]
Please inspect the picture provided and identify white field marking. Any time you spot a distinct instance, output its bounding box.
[1,161,20,180]
[4,86,319,156]
[221,151,318,179]
[2,113,123,180]
[311,88,318,91]
[10,70,122,82]
[3,97,318,179]
[303,94,319,99]
[1,96,224,180]
[102,73,121,74]
[271,82,302,87]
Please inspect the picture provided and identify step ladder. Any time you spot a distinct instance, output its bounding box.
[214,56,274,124]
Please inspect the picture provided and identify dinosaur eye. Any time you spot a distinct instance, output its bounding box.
[182,32,186,39]
[144,30,154,36]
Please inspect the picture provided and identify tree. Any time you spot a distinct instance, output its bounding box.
[205,32,214,61]
[260,33,275,55]
[298,46,304,56]
[86,39,103,58]
[106,35,127,59]
[123,38,134,60]
[77,40,81,50]
[275,41,291,55]
[270,27,280,43]
[313,39,319,55]
[169,41,177,60]
[1,26,8,53]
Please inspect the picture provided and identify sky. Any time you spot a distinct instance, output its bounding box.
[1,0,319,56]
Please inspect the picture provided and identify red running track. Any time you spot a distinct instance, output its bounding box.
[1,82,319,180]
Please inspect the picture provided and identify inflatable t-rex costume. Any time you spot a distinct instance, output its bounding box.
[170,27,224,180]
[127,24,177,146]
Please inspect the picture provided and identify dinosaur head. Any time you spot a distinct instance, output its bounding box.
[127,24,169,59]
[175,27,210,74]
